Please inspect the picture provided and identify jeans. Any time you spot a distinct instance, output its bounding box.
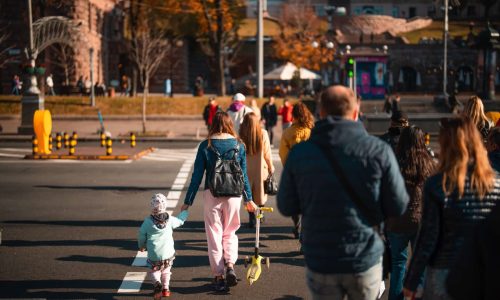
[307,261,382,300]
[387,232,422,300]
[265,124,275,145]
[423,268,452,300]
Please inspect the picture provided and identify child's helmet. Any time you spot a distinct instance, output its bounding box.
[151,193,168,214]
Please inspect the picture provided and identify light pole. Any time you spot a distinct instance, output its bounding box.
[256,0,264,99]
[90,47,95,106]
[443,0,449,96]
[18,0,44,134]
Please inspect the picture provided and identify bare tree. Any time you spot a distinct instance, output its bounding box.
[0,28,12,69]
[48,44,75,86]
[129,23,170,133]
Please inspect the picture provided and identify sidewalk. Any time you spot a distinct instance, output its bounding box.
[0,115,286,145]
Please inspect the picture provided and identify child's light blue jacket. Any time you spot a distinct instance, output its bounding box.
[138,211,188,262]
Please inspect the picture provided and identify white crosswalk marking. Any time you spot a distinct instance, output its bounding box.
[0,148,30,158]
[117,272,148,293]
[141,148,197,162]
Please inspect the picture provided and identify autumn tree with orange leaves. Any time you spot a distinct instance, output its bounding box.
[185,0,245,96]
[273,1,335,71]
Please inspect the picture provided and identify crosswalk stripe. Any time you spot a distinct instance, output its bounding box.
[0,153,26,158]
[0,148,32,152]
[117,272,147,293]
[131,251,148,267]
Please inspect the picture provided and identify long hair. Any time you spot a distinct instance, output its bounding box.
[463,96,490,129]
[438,117,495,198]
[239,112,262,156]
[396,126,435,187]
[292,102,315,129]
[208,112,238,146]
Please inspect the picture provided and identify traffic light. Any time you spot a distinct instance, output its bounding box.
[346,57,355,78]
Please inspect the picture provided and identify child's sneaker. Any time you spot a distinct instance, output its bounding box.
[213,276,226,292]
[225,267,238,287]
[162,289,170,297]
[153,281,162,300]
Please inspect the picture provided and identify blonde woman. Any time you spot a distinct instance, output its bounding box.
[462,95,493,140]
[403,117,500,299]
[279,102,315,238]
[240,112,275,227]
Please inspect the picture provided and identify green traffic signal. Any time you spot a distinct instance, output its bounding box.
[348,58,354,65]
[348,70,354,78]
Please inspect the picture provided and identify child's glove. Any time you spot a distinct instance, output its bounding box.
[177,210,189,222]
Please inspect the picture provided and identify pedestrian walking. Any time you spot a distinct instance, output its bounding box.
[202,97,221,131]
[279,102,315,239]
[403,117,500,300]
[249,99,261,121]
[383,95,401,115]
[278,85,409,300]
[486,127,500,172]
[181,112,258,292]
[77,76,84,95]
[261,96,278,145]
[227,93,253,134]
[138,193,189,299]
[279,98,293,129]
[379,110,409,152]
[462,95,493,141]
[11,75,21,95]
[239,112,275,228]
[446,203,500,300]
[194,75,205,96]
[46,74,55,96]
[386,126,436,300]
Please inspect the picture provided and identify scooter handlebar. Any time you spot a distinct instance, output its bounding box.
[259,207,273,213]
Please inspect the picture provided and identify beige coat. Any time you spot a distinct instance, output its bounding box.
[246,129,274,206]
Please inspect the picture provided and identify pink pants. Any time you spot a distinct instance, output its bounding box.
[148,257,174,290]
[203,190,241,277]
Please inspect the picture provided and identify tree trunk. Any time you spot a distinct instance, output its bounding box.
[132,67,138,97]
[142,75,148,133]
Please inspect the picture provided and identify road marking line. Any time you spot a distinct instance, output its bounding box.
[166,191,181,200]
[173,178,187,185]
[0,153,26,158]
[176,172,188,178]
[171,184,184,190]
[166,200,178,207]
[131,251,148,267]
[117,272,147,293]
[0,148,32,152]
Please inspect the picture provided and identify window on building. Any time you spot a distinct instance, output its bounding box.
[392,6,400,17]
[467,6,476,17]
[409,7,417,18]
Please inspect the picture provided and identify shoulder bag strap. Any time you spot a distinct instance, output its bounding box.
[313,141,380,227]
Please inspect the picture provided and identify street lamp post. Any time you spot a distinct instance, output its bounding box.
[256,0,264,98]
[90,47,95,107]
[18,0,44,135]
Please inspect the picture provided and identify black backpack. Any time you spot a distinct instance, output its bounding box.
[208,145,245,198]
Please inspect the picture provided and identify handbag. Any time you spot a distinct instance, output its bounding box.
[313,141,392,283]
[264,173,278,195]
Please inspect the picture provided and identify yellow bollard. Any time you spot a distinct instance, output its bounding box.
[130,132,136,148]
[63,132,69,148]
[69,137,76,155]
[425,133,430,146]
[100,132,106,147]
[33,110,52,154]
[32,136,39,155]
[106,137,113,155]
[56,133,62,150]
[48,135,53,152]
[72,131,78,146]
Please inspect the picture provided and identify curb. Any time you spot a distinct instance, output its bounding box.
[0,136,203,142]
[0,115,204,121]
[24,147,156,161]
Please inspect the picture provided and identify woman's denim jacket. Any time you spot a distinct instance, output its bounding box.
[184,137,253,205]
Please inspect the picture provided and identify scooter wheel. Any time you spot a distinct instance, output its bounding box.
[244,256,249,268]
[265,257,270,269]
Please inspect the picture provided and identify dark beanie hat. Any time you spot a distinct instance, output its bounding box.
[391,110,408,123]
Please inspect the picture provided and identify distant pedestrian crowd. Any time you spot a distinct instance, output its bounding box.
[137,87,500,299]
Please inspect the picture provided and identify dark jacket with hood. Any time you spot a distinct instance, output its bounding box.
[277,116,409,274]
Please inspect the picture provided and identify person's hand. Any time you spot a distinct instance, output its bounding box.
[139,248,146,252]
[180,204,190,211]
[403,288,416,300]
[269,166,275,175]
[246,201,258,213]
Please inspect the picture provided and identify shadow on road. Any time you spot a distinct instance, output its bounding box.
[0,279,126,299]
[34,185,173,192]
[2,238,136,250]
[3,219,142,227]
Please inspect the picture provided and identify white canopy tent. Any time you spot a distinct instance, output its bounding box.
[263,62,321,80]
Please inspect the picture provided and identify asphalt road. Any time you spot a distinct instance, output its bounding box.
[0,141,311,299]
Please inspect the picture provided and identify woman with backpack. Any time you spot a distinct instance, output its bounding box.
[181,112,258,292]
[403,117,500,299]
[239,112,275,228]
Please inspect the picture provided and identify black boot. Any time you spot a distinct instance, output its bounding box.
[248,212,256,228]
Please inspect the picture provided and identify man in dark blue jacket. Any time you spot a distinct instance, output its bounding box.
[277,85,409,300]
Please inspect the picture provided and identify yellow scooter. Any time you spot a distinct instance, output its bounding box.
[243,207,273,285]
